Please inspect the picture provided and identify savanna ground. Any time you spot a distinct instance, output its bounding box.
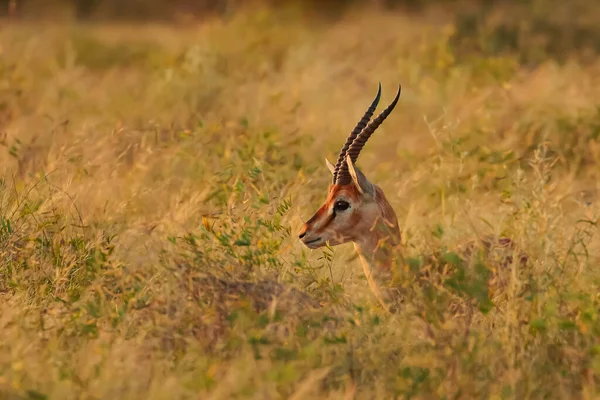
[2,1,600,398]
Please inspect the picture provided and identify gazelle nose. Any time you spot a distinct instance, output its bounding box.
[299,231,307,239]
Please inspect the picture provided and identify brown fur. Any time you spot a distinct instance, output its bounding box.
[299,184,362,240]
[299,179,402,280]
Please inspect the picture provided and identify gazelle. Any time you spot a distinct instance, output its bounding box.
[298,84,528,310]
[298,83,403,307]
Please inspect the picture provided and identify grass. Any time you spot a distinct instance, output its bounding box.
[1,2,600,398]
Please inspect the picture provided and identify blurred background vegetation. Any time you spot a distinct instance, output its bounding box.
[2,0,600,398]
[0,0,595,23]
[4,0,600,67]
[2,0,497,20]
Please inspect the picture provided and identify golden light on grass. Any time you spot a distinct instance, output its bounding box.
[1,1,600,398]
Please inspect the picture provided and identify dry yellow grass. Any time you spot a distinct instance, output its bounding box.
[1,2,600,398]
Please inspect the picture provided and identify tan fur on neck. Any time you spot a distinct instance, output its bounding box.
[299,181,402,311]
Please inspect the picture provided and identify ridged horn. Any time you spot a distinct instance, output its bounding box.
[332,82,381,184]
[336,84,401,186]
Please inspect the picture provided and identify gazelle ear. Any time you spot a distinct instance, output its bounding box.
[325,158,335,175]
[346,154,374,197]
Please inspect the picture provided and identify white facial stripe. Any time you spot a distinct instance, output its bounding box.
[311,211,329,231]
[312,218,322,230]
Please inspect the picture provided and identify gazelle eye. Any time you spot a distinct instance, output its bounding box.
[334,200,350,211]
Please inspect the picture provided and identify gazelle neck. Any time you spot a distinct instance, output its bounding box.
[351,186,402,309]
[353,185,402,269]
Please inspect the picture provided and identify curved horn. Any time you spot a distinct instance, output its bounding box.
[332,82,382,184]
[336,84,401,186]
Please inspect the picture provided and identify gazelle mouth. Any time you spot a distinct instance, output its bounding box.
[304,237,321,245]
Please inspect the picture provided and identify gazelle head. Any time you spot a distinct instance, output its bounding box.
[299,83,402,251]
